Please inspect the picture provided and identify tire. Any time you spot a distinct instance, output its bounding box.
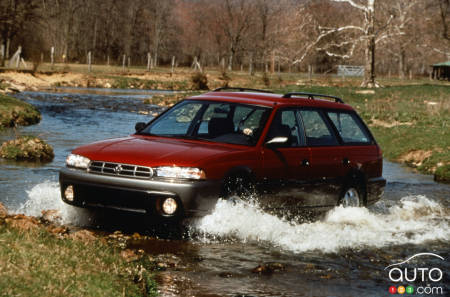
[339,185,362,207]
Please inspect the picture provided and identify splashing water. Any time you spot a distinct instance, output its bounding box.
[15,181,92,226]
[13,181,450,254]
[195,195,450,253]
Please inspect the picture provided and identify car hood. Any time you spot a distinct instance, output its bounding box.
[72,135,245,167]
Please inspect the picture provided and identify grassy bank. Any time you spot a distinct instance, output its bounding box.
[0,94,41,128]
[0,223,158,297]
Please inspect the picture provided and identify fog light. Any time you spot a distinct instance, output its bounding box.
[162,198,177,215]
[64,185,74,202]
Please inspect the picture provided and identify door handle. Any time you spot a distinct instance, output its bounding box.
[301,159,310,167]
[343,157,350,165]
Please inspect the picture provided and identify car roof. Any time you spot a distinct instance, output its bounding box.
[188,91,355,111]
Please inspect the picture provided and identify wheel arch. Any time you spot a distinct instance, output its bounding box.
[221,166,256,197]
[342,169,368,206]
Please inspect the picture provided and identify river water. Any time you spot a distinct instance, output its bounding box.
[1,89,449,296]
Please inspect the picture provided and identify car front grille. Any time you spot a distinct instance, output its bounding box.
[88,161,153,179]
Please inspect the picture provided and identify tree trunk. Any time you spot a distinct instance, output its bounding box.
[362,0,377,88]
[398,48,405,79]
[228,50,234,71]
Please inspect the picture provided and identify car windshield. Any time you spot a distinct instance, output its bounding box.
[139,100,272,146]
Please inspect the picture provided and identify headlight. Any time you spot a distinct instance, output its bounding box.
[155,166,206,180]
[66,154,91,169]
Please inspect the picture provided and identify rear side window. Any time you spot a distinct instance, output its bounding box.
[327,111,372,144]
[299,110,338,146]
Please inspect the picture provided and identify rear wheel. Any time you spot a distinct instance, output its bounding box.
[340,186,362,207]
[341,187,360,207]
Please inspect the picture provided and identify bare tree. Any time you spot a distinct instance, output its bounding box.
[0,0,38,66]
[214,0,253,71]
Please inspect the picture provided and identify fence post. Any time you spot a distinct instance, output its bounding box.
[0,45,4,66]
[171,56,175,74]
[147,52,151,71]
[122,54,126,72]
[88,51,92,72]
[51,46,55,68]
[308,65,312,83]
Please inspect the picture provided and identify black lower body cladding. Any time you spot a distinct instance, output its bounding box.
[59,167,221,218]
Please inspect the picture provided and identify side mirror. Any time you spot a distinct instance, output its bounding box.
[135,122,146,132]
[265,136,288,146]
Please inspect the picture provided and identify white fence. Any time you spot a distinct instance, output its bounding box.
[337,65,364,77]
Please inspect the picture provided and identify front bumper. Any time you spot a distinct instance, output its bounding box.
[59,167,221,217]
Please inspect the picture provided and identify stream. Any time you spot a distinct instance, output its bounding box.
[1,88,449,296]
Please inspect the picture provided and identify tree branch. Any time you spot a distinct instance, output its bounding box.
[332,0,368,12]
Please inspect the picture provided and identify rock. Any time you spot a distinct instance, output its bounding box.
[152,254,181,269]
[41,209,61,223]
[6,215,40,231]
[0,202,8,218]
[120,249,144,262]
[252,262,285,274]
[131,232,142,240]
[46,225,68,235]
[0,136,54,162]
[68,229,97,243]
[219,272,234,278]
[355,90,375,94]
[0,94,41,128]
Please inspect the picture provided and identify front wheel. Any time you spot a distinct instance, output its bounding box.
[223,175,255,204]
[340,186,362,207]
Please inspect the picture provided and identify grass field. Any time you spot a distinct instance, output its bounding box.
[0,223,158,297]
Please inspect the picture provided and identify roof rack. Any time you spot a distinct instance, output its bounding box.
[212,87,273,94]
[282,92,344,103]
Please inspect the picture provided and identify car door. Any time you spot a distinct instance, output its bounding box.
[261,108,313,213]
[298,109,344,208]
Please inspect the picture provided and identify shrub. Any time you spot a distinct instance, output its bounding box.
[191,72,209,90]
[262,72,270,87]
[219,71,231,87]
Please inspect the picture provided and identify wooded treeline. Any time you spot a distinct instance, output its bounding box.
[1,0,449,78]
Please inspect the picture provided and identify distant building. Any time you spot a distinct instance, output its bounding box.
[431,61,450,81]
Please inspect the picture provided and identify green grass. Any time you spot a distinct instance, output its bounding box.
[0,94,41,128]
[0,225,158,297]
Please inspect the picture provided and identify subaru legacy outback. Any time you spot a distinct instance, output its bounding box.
[60,88,385,219]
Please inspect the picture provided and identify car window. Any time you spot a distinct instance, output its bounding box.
[299,110,338,146]
[144,100,271,146]
[198,103,232,133]
[266,109,304,147]
[327,111,371,144]
[149,102,202,135]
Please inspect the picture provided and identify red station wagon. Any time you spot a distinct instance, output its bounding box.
[60,88,386,220]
